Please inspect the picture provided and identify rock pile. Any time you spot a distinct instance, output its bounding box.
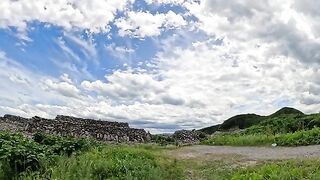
[172,129,203,144]
[0,114,151,143]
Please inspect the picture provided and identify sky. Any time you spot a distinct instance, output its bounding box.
[1,0,320,133]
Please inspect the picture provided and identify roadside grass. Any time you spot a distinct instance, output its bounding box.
[231,159,320,179]
[176,155,320,180]
[177,157,238,180]
[201,134,275,146]
[202,127,320,146]
[276,127,320,146]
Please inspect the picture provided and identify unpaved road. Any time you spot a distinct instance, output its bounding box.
[170,145,320,160]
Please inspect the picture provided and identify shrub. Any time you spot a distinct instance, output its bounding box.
[275,127,320,146]
[0,131,54,179]
[33,132,96,156]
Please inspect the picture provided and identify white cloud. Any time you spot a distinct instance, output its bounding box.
[184,0,320,64]
[3,0,320,134]
[144,0,185,5]
[43,79,80,98]
[0,0,133,33]
[105,43,134,62]
[115,10,187,37]
[64,33,98,63]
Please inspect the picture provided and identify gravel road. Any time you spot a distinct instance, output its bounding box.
[171,145,320,160]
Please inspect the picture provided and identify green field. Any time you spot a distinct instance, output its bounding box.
[1,130,320,179]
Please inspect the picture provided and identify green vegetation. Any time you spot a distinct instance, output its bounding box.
[231,159,320,179]
[177,156,320,179]
[203,127,320,146]
[201,107,320,146]
[2,107,320,179]
[0,131,183,179]
[151,134,175,145]
[202,134,276,146]
[26,146,183,180]
[199,114,264,134]
[199,107,306,135]
[275,127,320,146]
[2,129,320,179]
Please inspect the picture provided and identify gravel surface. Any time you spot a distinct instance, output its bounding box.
[172,145,320,160]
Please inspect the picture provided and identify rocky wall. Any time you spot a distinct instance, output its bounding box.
[0,114,150,143]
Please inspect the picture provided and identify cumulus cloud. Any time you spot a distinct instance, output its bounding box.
[115,10,187,37]
[43,79,80,98]
[0,0,132,32]
[184,0,320,64]
[3,0,320,133]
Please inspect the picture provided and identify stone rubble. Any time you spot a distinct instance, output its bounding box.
[172,129,204,144]
[0,114,151,143]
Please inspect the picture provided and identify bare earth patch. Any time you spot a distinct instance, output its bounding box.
[169,145,320,160]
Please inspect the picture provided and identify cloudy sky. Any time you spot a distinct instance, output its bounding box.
[1,0,320,133]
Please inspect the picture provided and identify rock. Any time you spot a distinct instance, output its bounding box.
[172,129,202,144]
[0,114,150,143]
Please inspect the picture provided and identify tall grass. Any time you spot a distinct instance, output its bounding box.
[202,134,275,146]
[276,127,320,146]
[24,146,183,180]
[0,131,183,179]
[202,127,320,146]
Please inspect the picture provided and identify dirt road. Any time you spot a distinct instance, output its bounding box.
[170,145,320,160]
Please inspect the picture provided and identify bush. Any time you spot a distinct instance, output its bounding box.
[0,131,98,179]
[33,132,97,156]
[151,134,175,145]
[275,127,320,146]
[0,131,54,179]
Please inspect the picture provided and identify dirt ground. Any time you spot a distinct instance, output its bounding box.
[169,145,320,160]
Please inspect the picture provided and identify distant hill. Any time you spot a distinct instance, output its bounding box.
[199,107,305,134]
[269,107,304,117]
[199,124,221,135]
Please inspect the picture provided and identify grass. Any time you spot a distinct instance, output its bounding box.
[177,156,320,180]
[25,146,184,180]
[202,134,276,146]
[3,130,320,179]
[202,127,320,146]
[178,157,237,180]
[231,159,320,179]
[0,131,183,179]
[276,127,320,146]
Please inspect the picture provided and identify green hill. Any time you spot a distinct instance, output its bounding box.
[199,107,306,134]
[270,107,304,117]
[199,114,264,134]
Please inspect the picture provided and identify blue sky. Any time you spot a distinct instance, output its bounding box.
[1,0,320,133]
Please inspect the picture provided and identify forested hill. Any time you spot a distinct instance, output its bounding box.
[199,107,305,134]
